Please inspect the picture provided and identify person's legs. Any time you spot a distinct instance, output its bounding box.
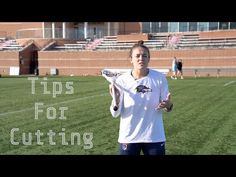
[119,143,142,155]
[180,69,184,79]
[142,142,165,155]
[171,66,177,79]
[171,71,177,79]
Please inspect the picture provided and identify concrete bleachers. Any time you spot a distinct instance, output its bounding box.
[179,41,236,48]
[0,39,23,51]
[52,39,102,51]
[178,40,236,49]
[96,44,135,50]
[48,31,236,52]
[174,32,236,49]
[96,37,165,51]
[53,44,85,50]
[64,43,86,49]
[53,45,84,50]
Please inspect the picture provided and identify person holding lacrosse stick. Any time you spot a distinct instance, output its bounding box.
[106,40,173,155]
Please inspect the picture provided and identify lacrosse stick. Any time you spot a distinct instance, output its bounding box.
[101,69,121,111]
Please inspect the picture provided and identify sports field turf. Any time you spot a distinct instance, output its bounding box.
[0,76,236,154]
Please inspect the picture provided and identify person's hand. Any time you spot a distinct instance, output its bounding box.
[156,93,173,112]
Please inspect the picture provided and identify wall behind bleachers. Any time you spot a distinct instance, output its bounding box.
[38,48,236,77]
[1,46,236,77]
[0,52,19,75]
[117,33,149,41]
[38,51,131,75]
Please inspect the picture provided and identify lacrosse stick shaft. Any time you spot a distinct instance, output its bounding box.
[111,82,118,111]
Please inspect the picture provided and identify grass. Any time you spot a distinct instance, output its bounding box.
[0,76,236,154]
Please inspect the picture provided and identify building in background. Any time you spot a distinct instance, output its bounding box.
[1,22,236,77]
[1,22,236,40]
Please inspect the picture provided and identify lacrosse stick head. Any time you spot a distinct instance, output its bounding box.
[101,69,119,83]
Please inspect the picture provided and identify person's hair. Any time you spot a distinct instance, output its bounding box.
[129,40,150,58]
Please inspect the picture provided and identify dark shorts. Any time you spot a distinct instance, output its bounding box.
[177,67,182,72]
[119,142,165,155]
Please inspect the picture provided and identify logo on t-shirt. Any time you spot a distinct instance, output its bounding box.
[135,85,152,93]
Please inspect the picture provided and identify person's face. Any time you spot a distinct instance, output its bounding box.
[130,47,150,70]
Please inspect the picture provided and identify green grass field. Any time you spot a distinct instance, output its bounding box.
[0,76,236,155]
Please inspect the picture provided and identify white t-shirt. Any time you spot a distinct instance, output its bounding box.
[110,69,170,143]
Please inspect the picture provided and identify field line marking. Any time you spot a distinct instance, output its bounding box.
[0,93,109,117]
[223,81,236,87]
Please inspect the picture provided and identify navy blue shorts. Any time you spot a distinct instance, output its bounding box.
[119,142,165,155]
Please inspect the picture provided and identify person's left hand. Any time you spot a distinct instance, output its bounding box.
[156,93,173,112]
